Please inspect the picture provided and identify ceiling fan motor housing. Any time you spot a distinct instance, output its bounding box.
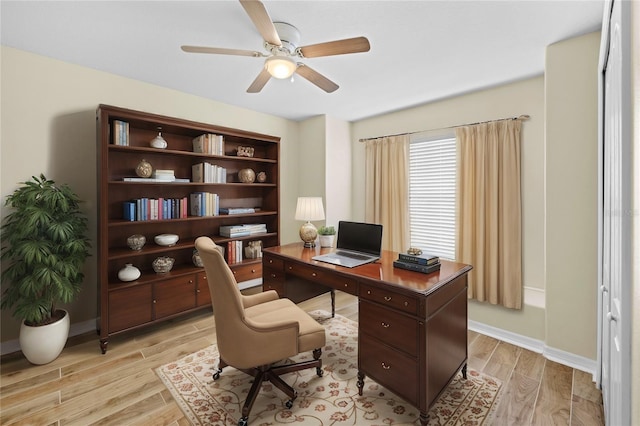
[271,22,301,55]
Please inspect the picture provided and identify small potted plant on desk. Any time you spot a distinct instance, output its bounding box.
[1,174,91,364]
[318,225,336,248]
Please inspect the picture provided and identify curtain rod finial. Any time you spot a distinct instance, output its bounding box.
[518,115,531,120]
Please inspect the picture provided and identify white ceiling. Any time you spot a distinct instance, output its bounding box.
[1,1,604,122]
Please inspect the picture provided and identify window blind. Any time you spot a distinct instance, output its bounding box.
[409,135,457,260]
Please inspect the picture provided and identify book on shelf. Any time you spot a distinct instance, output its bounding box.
[192,162,227,183]
[397,251,440,266]
[219,207,256,215]
[393,259,441,274]
[189,192,219,217]
[219,223,267,238]
[227,240,243,264]
[152,169,175,180]
[193,134,225,155]
[112,120,129,146]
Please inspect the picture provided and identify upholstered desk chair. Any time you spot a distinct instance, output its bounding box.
[195,237,326,426]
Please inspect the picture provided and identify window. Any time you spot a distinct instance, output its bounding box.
[409,132,457,260]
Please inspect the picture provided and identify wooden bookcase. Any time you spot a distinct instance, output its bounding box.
[96,105,280,353]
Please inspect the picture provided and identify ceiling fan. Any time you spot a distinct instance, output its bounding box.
[181,0,370,93]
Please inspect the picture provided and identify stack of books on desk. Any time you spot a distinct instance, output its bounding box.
[393,250,441,274]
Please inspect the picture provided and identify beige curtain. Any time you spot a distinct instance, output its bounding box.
[364,135,410,252]
[455,120,522,309]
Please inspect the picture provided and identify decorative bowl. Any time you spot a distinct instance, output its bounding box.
[152,256,174,274]
[126,234,146,250]
[154,233,179,246]
[238,168,256,183]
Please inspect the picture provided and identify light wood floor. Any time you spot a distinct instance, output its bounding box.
[0,291,604,425]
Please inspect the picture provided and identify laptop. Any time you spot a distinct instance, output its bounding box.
[312,221,383,268]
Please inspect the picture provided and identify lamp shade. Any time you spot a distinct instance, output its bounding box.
[265,56,297,79]
[295,197,325,221]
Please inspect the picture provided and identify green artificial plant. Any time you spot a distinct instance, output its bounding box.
[1,174,91,326]
[318,225,336,236]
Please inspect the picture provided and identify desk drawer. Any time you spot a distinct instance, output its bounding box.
[359,283,418,315]
[285,261,326,283]
[233,263,262,283]
[359,300,418,357]
[262,266,285,296]
[322,273,358,295]
[263,256,284,271]
[359,335,418,405]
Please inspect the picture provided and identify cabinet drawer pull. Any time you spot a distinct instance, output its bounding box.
[381,322,390,328]
[312,272,317,277]
[288,266,293,270]
[271,273,276,278]
[367,290,371,295]
[344,283,349,288]
[197,289,201,293]
[188,280,193,284]
[404,301,408,306]
[381,362,391,370]
[384,296,392,302]
[269,259,274,264]
[203,276,207,280]
[153,300,157,304]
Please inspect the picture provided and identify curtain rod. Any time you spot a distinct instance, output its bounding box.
[358,114,530,143]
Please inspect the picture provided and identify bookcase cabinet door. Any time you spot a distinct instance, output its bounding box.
[108,285,153,332]
[154,275,197,318]
[196,271,212,307]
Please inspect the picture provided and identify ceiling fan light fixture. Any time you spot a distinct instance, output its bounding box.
[265,55,297,79]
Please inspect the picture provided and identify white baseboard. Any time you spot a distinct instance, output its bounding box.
[1,318,97,357]
[468,320,597,380]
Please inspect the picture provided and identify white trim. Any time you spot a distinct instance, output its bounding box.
[523,286,545,309]
[468,320,597,379]
[238,278,262,291]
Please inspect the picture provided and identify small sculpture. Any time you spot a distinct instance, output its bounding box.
[257,171,267,183]
[135,159,153,178]
[238,168,256,183]
[237,146,255,157]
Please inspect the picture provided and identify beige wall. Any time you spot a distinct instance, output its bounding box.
[545,32,600,359]
[0,46,300,343]
[352,76,547,341]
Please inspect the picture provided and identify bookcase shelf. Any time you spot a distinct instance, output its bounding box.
[97,104,280,353]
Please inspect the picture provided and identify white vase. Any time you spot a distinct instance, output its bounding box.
[19,309,70,365]
[319,235,335,248]
[118,263,141,281]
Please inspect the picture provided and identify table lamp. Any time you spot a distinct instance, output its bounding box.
[295,197,325,248]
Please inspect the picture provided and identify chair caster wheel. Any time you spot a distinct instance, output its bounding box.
[238,417,248,426]
[285,399,294,409]
[213,368,222,380]
[316,367,323,377]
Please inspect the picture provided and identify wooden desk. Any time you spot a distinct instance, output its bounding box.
[262,243,472,425]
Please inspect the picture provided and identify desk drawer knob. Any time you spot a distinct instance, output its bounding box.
[384,296,392,302]
[289,266,293,270]
[344,283,348,288]
[269,259,273,264]
[381,322,390,328]
[312,272,317,277]
[381,362,391,370]
[271,273,276,278]
[251,269,256,273]
[404,301,408,307]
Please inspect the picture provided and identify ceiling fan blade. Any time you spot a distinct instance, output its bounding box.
[295,64,339,93]
[298,36,370,58]
[181,45,265,57]
[247,68,272,93]
[239,0,282,46]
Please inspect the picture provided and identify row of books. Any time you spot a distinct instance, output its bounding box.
[219,223,267,238]
[193,134,224,155]
[192,162,227,183]
[226,240,244,264]
[123,197,188,221]
[189,192,220,217]
[112,120,130,146]
[392,250,441,274]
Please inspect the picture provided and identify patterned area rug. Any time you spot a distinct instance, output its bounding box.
[156,311,502,425]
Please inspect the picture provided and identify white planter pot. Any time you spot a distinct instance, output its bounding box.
[19,309,70,365]
[319,235,335,248]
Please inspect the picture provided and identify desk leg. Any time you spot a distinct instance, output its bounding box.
[331,289,335,317]
[419,411,430,426]
[357,371,365,396]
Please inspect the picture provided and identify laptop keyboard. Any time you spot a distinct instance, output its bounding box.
[336,250,371,260]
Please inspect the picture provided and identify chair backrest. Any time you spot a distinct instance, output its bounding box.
[195,236,246,356]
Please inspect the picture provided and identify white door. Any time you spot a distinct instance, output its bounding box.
[599,0,632,424]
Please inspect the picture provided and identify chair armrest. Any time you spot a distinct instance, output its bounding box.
[242,290,280,308]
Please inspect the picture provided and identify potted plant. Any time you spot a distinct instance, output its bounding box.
[318,225,336,248]
[1,174,91,364]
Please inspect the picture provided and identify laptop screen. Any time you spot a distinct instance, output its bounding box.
[336,221,383,256]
